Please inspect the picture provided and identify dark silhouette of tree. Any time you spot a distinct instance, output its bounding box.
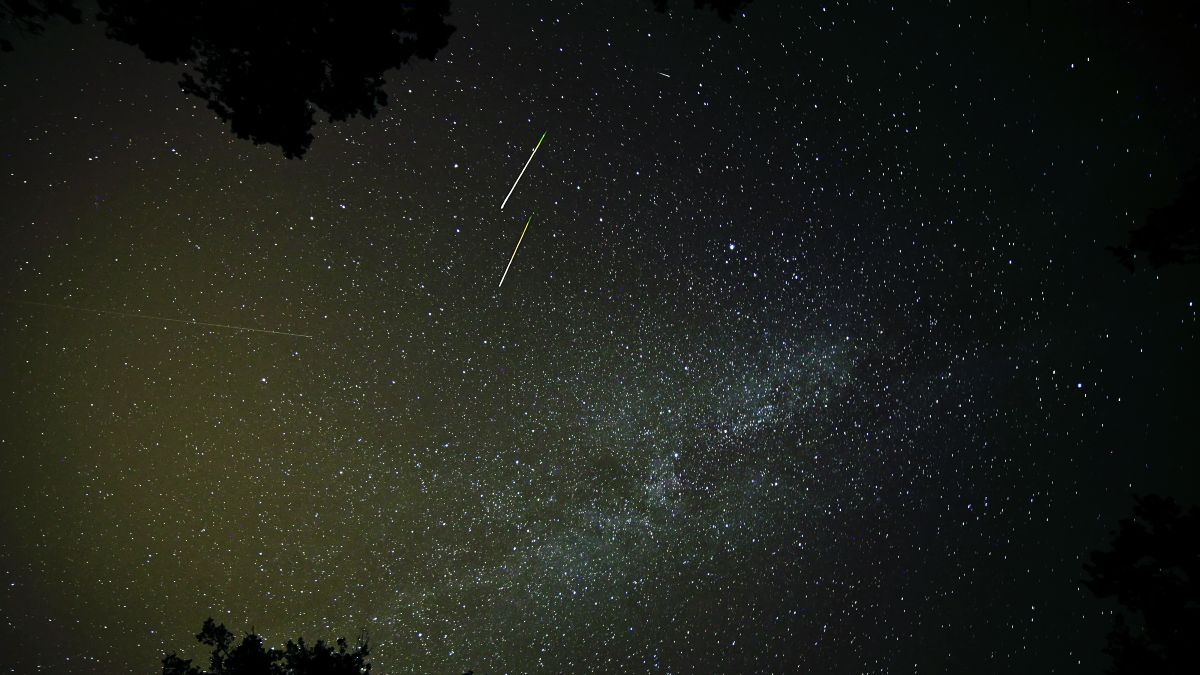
[162,618,371,675]
[1083,495,1200,674]
[1109,171,1200,270]
[7,2,744,157]
[1091,1,1200,270]
[95,1,455,159]
[652,0,753,22]
[4,1,454,158]
[1089,1,1200,88]
[0,0,80,51]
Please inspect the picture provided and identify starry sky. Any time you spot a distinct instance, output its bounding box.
[1,1,1198,673]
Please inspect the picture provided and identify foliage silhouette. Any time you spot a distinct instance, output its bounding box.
[652,0,753,22]
[1092,1,1200,269]
[5,1,749,157]
[95,0,455,159]
[1089,0,1200,85]
[162,618,371,675]
[0,0,79,51]
[1083,495,1200,674]
[1108,171,1200,270]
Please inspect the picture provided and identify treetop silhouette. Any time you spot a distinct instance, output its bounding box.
[162,618,371,675]
[1109,171,1200,270]
[1083,494,1200,674]
[4,1,751,157]
[0,0,80,51]
[652,0,753,22]
[96,0,455,159]
[1092,1,1200,270]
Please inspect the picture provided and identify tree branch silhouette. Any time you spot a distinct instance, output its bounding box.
[162,618,373,675]
[652,0,753,22]
[0,0,80,51]
[95,0,455,158]
[1083,495,1200,674]
[5,1,749,157]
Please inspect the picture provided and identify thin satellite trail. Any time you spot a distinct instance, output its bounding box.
[1,298,313,338]
[498,215,533,288]
[500,131,546,210]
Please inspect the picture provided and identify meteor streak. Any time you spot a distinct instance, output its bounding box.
[498,215,533,288]
[500,131,546,210]
[1,298,313,338]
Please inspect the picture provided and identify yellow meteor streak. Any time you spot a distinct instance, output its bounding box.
[1,298,313,338]
[498,215,533,288]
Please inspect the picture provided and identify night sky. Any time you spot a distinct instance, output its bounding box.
[1,2,1198,673]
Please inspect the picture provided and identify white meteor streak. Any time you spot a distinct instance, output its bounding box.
[500,131,546,210]
[498,215,533,288]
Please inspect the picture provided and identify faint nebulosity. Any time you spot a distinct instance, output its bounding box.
[0,1,1197,674]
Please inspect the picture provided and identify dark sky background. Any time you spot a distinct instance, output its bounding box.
[1,1,1197,673]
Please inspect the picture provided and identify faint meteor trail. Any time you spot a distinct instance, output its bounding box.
[500,131,546,210]
[1,298,313,338]
[657,71,671,78]
[498,215,533,288]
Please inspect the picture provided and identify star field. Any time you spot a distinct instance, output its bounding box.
[1,2,1198,673]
